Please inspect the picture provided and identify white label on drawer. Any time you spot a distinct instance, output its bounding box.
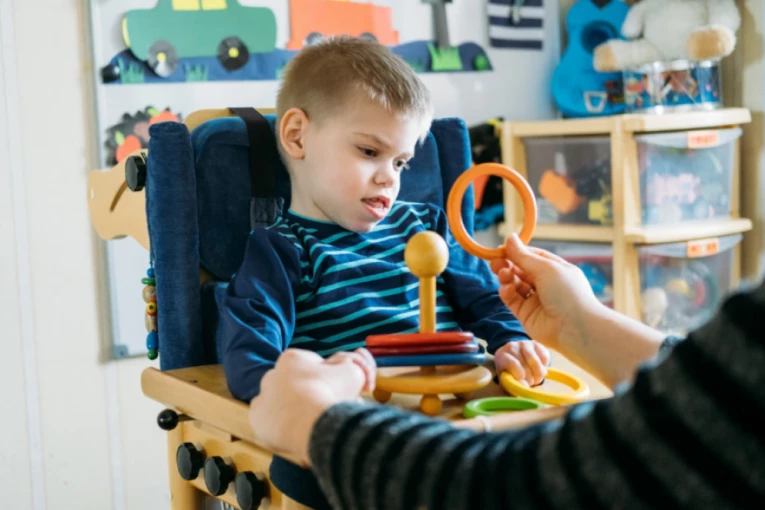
[687,238,720,258]
[687,130,720,148]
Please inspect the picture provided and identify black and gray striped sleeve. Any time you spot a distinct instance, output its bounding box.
[308,281,765,510]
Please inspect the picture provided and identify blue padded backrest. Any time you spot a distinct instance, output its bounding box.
[146,115,475,371]
[192,115,475,281]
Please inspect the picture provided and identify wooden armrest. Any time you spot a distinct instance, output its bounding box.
[141,363,583,447]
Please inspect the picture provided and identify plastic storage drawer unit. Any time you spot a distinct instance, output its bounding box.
[523,136,612,226]
[637,128,742,226]
[639,234,742,334]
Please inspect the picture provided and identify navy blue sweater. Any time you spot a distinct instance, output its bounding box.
[221,201,529,401]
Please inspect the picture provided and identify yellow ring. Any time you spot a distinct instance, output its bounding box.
[499,368,589,406]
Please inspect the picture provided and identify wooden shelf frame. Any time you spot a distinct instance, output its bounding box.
[502,108,752,322]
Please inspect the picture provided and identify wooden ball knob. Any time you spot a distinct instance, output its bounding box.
[405,232,449,278]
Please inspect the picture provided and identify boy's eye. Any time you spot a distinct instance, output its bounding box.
[359,147,378,158]
[395,160,410,171]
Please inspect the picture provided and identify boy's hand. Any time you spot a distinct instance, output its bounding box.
[494,340,551,387]
[325,348,377,393]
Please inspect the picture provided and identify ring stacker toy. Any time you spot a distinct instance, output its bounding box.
[447,162,537,258]
[446,162,591,406]
[463,396,546,418]
[371,232,493,416]
[499,369,590,406]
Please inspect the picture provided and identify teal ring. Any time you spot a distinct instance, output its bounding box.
[462,397,546,418]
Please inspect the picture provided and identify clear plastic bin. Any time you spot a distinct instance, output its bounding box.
[639,234,741,334]
[637,128,741,225]
[523,136,612,226]
[530,240,614,307]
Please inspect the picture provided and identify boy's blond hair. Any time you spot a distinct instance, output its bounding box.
[276,37,434,141]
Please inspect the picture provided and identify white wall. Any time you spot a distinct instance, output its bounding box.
[1,1,562,509]
[1,1,169,509]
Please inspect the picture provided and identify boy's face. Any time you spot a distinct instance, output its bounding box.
[283,96,424,233]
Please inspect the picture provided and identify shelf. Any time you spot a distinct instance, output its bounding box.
[623,218,752,244]
[500,223,615,242]
[621,108,752,133]
[500,219,752,245]
[505,117,617,137]
[505,108,751,138]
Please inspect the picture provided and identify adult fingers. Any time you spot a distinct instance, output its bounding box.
[490,258,510,275]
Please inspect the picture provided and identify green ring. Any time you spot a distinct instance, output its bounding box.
[462,397,546,418]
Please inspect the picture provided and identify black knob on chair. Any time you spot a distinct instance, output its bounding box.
[204,456,236,496]
[235,472,267,510]
[176,443,205,481]
[157,409,179,431]
[125,154,147,191]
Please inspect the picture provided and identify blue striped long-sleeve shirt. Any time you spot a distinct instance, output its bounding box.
[222,201,529,402]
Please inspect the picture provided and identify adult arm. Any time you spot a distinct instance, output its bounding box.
[221,228,302,401]
[308,280,765,509]
[492,234,666,389]
[430,206,530,354]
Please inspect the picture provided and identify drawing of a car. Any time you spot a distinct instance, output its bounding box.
[287,0,399,50]
[122,0,277,77]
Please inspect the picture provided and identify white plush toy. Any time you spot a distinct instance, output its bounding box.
[594,0,740,72]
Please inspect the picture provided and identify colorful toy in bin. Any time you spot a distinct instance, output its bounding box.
[639,139,732,225]
[588,194,613,224]
[535,155,614,225]
[641,259,720,333]
[539,170,585,215]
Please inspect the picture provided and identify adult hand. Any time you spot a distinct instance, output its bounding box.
[490,234,604,353]
[249,348,376,467]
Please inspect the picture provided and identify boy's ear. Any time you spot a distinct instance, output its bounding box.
[279,107,308,160]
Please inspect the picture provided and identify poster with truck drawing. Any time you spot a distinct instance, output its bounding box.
[100,0,494,84]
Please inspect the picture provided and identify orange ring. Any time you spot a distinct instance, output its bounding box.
[447,163,537,260]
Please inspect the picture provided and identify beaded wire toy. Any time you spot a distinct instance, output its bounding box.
[142,267,158,360]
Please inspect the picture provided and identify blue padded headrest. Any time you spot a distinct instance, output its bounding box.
[190,114,469,281]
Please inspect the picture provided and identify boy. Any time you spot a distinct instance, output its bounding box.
[221,37,549,404]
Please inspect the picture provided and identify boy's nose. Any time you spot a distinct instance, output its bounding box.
[373,165,396,186]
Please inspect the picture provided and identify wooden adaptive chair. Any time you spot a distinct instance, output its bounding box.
[87,108,593,510]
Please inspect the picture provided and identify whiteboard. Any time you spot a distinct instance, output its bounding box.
[87,0,562,358]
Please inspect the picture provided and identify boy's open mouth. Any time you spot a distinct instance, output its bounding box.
[362,196,390,219]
